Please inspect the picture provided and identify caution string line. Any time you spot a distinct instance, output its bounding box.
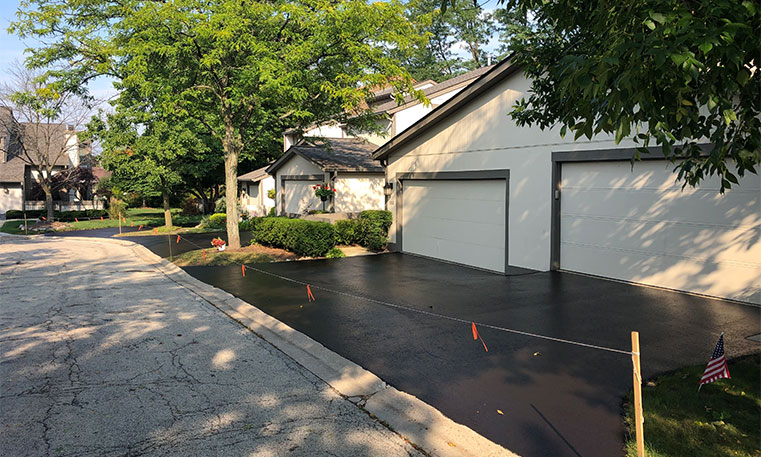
[174,234,634,356]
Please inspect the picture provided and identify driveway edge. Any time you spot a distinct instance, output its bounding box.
[51,235,517,457]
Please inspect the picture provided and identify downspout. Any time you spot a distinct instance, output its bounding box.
[330,171,337,213]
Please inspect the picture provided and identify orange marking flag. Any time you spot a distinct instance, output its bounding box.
[176,235,181,244]
[241,265,246,277]
[138,225,143,231]
[471,322,488,352]
[100,216,104,221]
[131,221,134,227]
[202,249,206,262]
[75,218,79,222]
[307,285,316,302]
[153,227,158,235]
[41,216,46,221]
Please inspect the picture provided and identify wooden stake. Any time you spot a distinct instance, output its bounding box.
[631,331,645,457]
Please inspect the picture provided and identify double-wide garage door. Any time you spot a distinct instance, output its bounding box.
[560,160,761,304]
[401,178,507,273]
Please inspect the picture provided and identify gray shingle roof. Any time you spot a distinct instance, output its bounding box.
[238,165,271,182]
[268,138,382,174]
[372,66,495,114]
[0,156,25,183]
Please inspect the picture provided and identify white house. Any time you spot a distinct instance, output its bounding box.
[372,58,760,305]
[267,137,384,215]
[269,67,495,216]
[238,165,275,217]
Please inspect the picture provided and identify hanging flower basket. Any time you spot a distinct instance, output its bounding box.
[211,237,226,251]
[312,183,336,201]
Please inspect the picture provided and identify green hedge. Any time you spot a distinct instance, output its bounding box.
[4,209,108,221]
[251,217,336,257]
[334,210,392,251]
[208,213,227,229]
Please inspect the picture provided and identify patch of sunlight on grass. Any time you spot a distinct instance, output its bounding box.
[624,353,760,457]
[171,248,275,267]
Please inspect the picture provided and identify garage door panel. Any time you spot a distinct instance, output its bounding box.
[402,179,506,273]
[406,197,505,226]
[285,181,321,214]
[561,161,761,304]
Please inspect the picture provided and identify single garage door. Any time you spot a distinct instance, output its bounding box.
[560,160,761,304]
[284,180,322,215]
[402,179,507,273]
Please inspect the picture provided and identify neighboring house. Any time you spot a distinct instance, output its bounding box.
[266,137,384,215]
[0,107,103,216]
[238,165,275,216]
[372,58,761,305]
[265,67,494,216]
[282,66,494,150]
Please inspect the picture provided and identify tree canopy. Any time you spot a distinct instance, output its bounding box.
[506,0,760,191]
[13,0,426,247]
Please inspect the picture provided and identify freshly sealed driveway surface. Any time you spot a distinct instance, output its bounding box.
[184,253,761,457]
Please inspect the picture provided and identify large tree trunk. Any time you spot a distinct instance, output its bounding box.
[162,187,173,228]
[44,186,54,221]
[223,131,241,250]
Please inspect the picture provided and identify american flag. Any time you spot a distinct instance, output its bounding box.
[699,333,730,386]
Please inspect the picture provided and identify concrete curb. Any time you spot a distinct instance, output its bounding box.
[41,235,517,457]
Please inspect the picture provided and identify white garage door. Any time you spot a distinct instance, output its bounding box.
[402,179,506,272]
[560,160,761,304]
[284,180,322,214]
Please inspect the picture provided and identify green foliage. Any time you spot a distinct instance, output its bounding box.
[334,211,392,250]
[108,193,128,221]
[624,354,760,457]
[250,217,336,257]
[180,196,201,216]
[508,0,761,191]
[208,213,227,229]
[267,207,276,217]
[334,219,361,245]
[325,247,346,259]
[400,0,496,81]
[358,210,393,251]
[267,189,276,200]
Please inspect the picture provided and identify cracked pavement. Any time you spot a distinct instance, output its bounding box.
[0,236,425,457]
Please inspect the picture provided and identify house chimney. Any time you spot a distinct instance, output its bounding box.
[66,124,75,131]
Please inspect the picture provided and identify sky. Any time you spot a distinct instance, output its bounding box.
[0,0,117,101]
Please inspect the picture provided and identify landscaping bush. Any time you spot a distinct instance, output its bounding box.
[238,217,262,232]
[208,213,227,229]
[358,210,392,251]
[334,219,361,245]
[325,247,345,258]
[250,217,336,257]
[180,196,201,215]
[267,207,276,217]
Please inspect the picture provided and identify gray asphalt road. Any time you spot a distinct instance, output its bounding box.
[0,236,424,457]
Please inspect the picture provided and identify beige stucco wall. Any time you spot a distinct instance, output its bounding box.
[273,155,326,215]
[0,184,23,215]
[385,71,638,272]
[334,173,385,212]
[241,176,275,217]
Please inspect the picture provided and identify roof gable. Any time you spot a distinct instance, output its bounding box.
[267,138,383,175]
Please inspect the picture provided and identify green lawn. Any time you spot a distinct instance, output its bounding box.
[171,248,276,266]
[0,220,28,234]
[1,208,203,234]
[624,353,761,457]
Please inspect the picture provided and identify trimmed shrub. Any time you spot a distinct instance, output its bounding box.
[238,217,262,232]
[334,219,361,245]
[209,213,227,229]
[251,217,336,257]
[358,210,392,251]
[325,247,345,258]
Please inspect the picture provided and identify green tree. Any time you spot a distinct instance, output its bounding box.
[402,0,495,81]
[506,0,760,191]
[12,0,425,248]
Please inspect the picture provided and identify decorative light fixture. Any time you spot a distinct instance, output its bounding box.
[383,182,393,197]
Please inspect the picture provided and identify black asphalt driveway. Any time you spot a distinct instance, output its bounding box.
[181,253,760,457]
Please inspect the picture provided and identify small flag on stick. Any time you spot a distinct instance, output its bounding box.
[138,224,143,231]
[100,216,104,221]
[472,322,488,352]
[75,218,79,222]
[176,235,181,244]
[202,249,206,263]
[131,221,134,227]
[307,285,316,302]
[241,265,246,277]
[153,227,158,235]
[699,333,730,390]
